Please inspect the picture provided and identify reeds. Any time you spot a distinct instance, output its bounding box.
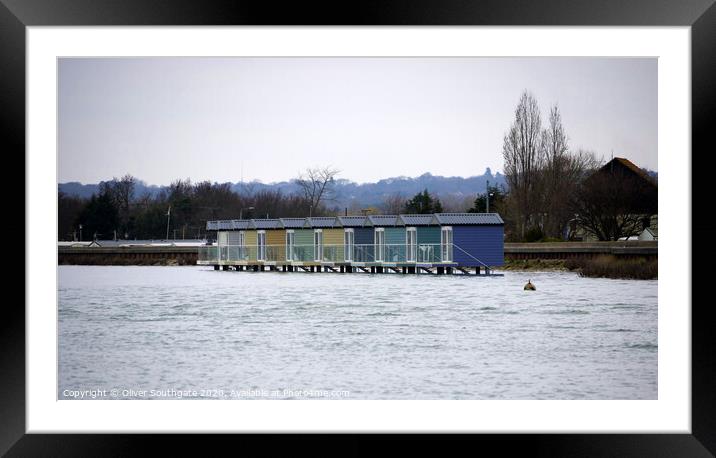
[567,255,657,280]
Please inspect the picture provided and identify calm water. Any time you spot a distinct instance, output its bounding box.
[58,266,657,400]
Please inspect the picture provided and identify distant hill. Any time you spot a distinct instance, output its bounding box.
[59,167,657,210]
[58,169,508,209]
[59,181,164,200]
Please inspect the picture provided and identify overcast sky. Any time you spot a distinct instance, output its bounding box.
[59,57,657,185]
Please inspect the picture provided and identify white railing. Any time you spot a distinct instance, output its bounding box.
[199,243,459,264]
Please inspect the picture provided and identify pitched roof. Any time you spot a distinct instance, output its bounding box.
[367,215,398,226]
[432,213,504,225]
[305,217,339,228]
[231,220,250,230]
[216,220,233,230]
[604,157,657,186]
[337,215,369,227]
[279,218,307,228]
[207,212,505,230]
[397,214,435,226]
[249,219,281,229]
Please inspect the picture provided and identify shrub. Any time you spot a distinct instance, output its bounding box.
[524,227,544,242]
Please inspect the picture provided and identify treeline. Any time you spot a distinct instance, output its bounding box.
[59,177,323,241]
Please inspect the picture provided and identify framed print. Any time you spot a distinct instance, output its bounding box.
[4,0,714,455]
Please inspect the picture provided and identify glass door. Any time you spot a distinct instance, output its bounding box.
[344,229,354,261]
[257,231,266,261]
[314,229,323,262]
[286,231,294,261]
[238,231,245,260]
[218,231,228,261]
[441,227,453,262]
[374,228,385,262]
[406,227,417,262]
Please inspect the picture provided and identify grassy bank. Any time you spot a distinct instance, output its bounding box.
[565,255,657,280]
[503,256,657,280]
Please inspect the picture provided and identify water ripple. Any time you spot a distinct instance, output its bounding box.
[58,266,657,400]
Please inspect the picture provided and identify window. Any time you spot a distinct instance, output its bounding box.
[286,230,294,261]
[406,227,417,262]
[374,228,385,262]
[314,229,323,262]
[344,229,354,262]
[441,226,453,262]
[257,230,266,261]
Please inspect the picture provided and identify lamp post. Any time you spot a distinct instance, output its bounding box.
[486,180,490,213]
[78,224,83,242]
[165,205,171,240]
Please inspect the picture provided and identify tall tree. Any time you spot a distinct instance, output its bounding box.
[404,189,443,214]
[58,191,86,240]
[76,190,119,240]
[165,179,193,239]
[502,91,545,238]
[538,107,602,238]
[100,174,136,238]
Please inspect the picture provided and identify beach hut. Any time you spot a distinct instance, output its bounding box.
[431,213,504,266]
[366,215,401,263]
[249,219,282,262]
[242,225,258,262]
[279,218,307,263]
[397,214,439,263]
[229,219,250,262]
[305,217,341,263]
[279,218,313,263]
[336,216,369,263]
[215,220,234,262]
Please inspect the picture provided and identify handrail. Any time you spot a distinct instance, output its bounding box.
[199,242,489,266]
[451,243,490,268]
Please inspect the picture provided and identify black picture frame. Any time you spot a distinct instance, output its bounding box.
[4,0,713,455]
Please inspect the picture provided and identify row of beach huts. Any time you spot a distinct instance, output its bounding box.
[200,213,504,275]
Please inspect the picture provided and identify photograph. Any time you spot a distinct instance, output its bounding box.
[56,56,659,401]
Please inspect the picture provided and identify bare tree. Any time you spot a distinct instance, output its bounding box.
[538,106,596,238]
[380,192,406,214]
[502,91,545,238]
[99,174,136,238]
[294,166,340,216]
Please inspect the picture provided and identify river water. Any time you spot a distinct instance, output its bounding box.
[58,266,657,400]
